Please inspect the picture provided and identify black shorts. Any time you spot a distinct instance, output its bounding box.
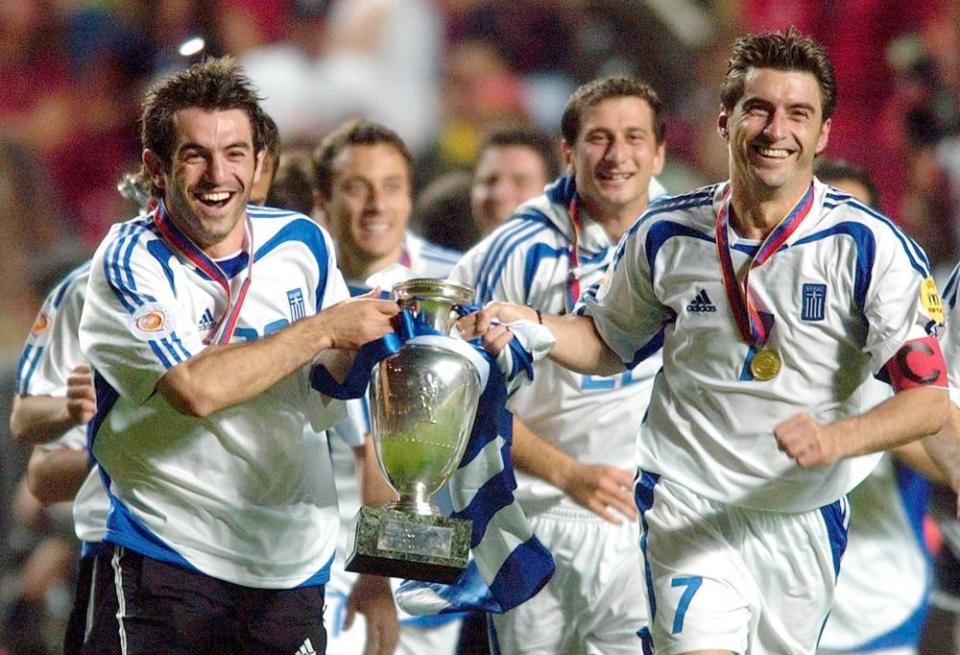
[65,548,118,655]
[84,545,327,655]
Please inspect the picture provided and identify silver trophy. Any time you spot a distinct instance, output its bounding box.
[345,278,482,583]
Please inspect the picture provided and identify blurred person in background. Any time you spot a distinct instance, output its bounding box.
[8,260,99,655]
[469,125,561,238]
[242,0,442,155]
[413,170,476,252]
[267,147,317,217]
[250,112,281,205]
[415,39,528,191]
[0,1,143,251]
[815,158,943,655]
[0,139,74,358]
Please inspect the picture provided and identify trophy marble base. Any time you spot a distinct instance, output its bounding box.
[345,506,471,584]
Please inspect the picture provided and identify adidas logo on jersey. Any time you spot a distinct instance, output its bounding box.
[295,638,317,655]
[197,308,216,332]
[686,289,716,312]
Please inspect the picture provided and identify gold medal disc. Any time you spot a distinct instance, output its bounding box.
[750,348,781,381]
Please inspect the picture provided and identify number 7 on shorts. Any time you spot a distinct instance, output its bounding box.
[671,576,703,634]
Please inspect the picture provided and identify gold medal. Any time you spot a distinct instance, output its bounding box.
[750,348,781,381]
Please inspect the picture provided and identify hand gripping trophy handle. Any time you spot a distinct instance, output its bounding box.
[345,278,481,583]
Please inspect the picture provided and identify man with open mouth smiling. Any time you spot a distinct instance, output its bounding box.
[458,29,955,655]
[77,57,400,654]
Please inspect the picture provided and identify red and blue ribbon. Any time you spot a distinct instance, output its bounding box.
[715,183,814,346]
[153,204,254,345]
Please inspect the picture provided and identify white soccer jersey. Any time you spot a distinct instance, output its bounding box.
[940,262,960,407]
[15,261,112,546]
[583,179,940,512]
[79,203,350,589]
[819,453,931,651]
[17,262,91,452]
[450,175,665,507]
[403,231,461,280]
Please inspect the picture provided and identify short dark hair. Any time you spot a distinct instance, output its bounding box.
[560,76,666,146]
[262,112,281,170]
[814,158,879,209]
[313,118,413,199]
[478,125,562,181]
[266,149,316,216]
[414,171,476,251]
[721,28,837,120]
[139,56,269,198]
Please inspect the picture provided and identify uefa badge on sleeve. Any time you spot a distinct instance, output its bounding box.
[130,303,177,341]
[920,277,944,327]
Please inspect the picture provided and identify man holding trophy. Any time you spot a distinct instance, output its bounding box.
[77,58,399,654]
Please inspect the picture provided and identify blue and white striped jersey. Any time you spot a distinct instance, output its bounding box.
[15,261,112,547]
[16,261,90,449]
[450,175,665,508]
[583,178,940,511]
[79,203,350,589]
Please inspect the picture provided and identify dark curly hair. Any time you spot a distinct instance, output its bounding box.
[139,57,269,198]
[720,28,837,120]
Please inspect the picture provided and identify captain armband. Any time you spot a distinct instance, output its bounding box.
[883,335,948,392]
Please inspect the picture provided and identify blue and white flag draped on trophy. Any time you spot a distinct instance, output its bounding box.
[311,307,555,614]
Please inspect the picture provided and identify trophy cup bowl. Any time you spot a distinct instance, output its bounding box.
[345,278,480,583]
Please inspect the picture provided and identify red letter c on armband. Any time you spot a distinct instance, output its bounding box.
[884,336,947,391]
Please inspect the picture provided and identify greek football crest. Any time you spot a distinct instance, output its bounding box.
[801,283,826,321]
[287,288,306,321]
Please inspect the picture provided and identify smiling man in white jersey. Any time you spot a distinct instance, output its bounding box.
[311,118,462,655]
[77,57,399,654]
[459,29,950,654]
[450,76,667,654]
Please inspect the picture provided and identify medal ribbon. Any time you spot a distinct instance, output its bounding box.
[715,183,814,347]
[153,204,255,345]
[565,195,583,314]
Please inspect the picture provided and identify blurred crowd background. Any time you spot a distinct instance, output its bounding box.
[0,0,959,653]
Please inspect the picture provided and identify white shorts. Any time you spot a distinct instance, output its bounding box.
[635,471,849,655]
[324,577,462,655]
[490,502,649,654]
